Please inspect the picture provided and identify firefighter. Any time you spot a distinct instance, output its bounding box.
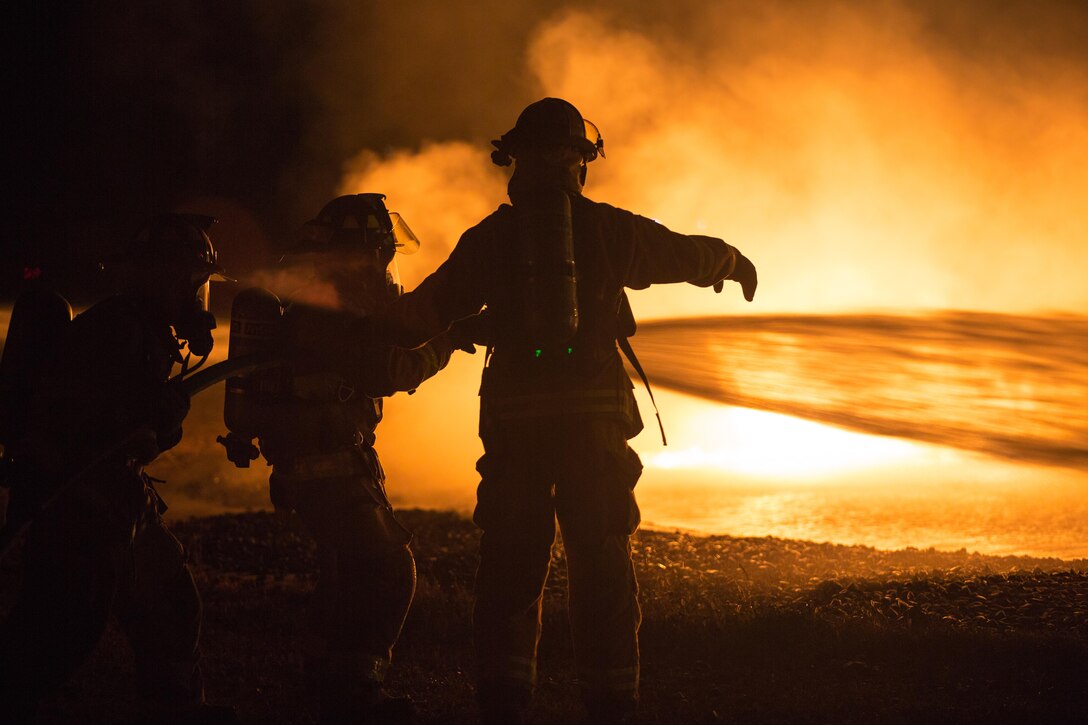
[0,214,235,723]
[370,98,758,724]
[217,194,471,723]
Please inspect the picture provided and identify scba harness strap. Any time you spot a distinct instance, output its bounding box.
[616,291,666,445]
[617,334,666,446]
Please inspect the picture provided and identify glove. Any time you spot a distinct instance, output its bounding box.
[154,381,191,453]
[715,251,757,301]
[175,309,217,358]
[217,432,260,468]
[446,311,491,354]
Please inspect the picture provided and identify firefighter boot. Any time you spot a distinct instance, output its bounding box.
[319,652,414,724]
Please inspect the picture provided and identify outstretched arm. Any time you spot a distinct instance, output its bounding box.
[605,205,756,301]
[362,309,489,397]
[365,335,456,398]
[375,223,493,348]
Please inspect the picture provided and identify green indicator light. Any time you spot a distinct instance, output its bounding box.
[567,347,573,354]
[534,349,542,358]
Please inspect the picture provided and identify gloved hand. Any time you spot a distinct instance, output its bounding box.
[446,311,491,354]
[154,381,191,453]
[714,251,757,301]
[216,432,260,468]
[175,309,217,358]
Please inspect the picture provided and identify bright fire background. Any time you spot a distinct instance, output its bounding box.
[321,5,1088,556]
[340,5,1088,315]
[7,2,1086,557]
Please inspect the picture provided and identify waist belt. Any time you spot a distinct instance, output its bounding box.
[483,387,637,421]
[280,446,383,481]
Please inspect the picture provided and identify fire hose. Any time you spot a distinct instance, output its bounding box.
[0,352,282,559]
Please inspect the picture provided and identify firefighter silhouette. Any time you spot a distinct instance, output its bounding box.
[217,194,472,723]
[0,214,237,723]
[371,98,758,724]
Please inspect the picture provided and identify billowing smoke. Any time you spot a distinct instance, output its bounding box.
[22,0,1083,314]
[245,264,343,310]
[340,4,1088,317]
[338,144,508,288]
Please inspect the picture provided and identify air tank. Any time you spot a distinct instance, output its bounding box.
[0,288,72,449]
[223,287,282,438]
[513,188,578,352]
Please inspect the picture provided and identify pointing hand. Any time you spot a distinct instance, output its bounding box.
[730,252,757,301]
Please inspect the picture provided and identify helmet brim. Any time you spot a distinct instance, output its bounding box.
[493,116,605,164]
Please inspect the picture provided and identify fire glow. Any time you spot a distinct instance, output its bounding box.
[341,7,1088,319]
[35,2,1077,556]
[324,6,1088,555]
[643,406,922,479]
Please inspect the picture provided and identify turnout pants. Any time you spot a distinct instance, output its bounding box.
[272,463,415,712]
[473,416,644,715]
[0,475,203,718]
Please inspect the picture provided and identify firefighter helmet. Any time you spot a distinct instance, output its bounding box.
[122,213,229,281]
[102,212,227,356]
[491,98,605,167]
[286,194,420,314]
[296,193,420,258]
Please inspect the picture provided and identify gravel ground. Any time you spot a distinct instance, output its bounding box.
[4,509,1086,723]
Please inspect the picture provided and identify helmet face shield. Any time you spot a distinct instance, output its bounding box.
[195,279,210,312]
[582,118,605,160]
[389,212,420,255]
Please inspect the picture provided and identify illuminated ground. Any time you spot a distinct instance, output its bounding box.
[3,510,1085,724]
